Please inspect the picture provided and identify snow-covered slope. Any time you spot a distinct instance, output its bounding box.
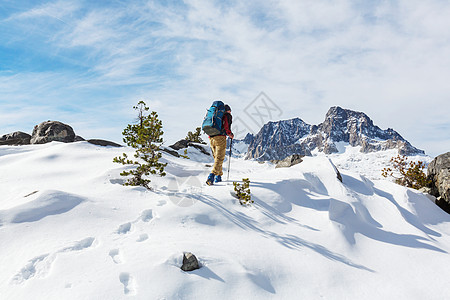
[320,142,433,180]
[1,142,449,299]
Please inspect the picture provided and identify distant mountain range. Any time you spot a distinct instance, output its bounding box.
[244,106,424,161]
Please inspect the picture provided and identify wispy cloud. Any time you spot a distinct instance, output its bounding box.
[5,1,79,20]
[0,0,449,156]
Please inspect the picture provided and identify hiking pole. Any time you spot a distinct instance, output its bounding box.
[227,138,233,181]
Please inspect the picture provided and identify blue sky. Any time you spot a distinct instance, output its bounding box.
[1,0,449,157]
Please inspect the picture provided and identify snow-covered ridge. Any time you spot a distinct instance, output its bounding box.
[1,142,449,299]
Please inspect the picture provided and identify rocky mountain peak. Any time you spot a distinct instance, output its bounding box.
[245,106,424,161]
[323,106,373,131]
[245,118,311,161]
[319,106,404,145]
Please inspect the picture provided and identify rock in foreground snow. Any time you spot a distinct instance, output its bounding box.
[181,252,200,271]
[428,152,450,212]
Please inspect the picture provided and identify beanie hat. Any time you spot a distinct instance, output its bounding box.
[224,104,231,112]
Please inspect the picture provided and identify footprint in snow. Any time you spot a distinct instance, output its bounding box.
[136,234,149,242]
[11,253,55,284]
[116,222,133,234]
[109,248,123,264]
[61,237,96,252]
[11,237,96,284]
[140,209,153,222]
[119,272,136,295]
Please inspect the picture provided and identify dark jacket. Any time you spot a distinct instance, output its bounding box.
[222,112,232,137]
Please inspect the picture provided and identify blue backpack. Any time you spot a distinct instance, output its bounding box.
[202,101,225,136]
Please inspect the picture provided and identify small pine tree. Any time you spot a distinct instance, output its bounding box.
[233,178,253,205]
[382,155,430,190]
[185,127,205,144]
[180,149,190,159]
[113,101,167,190]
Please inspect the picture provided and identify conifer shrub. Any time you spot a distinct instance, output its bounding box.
[381,155,430,190]
[180,149,190,159]
[113,101,167,190]
[185,127,205,144]
[233,178,253,205]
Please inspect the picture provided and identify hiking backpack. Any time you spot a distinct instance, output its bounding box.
[202,101,225,136]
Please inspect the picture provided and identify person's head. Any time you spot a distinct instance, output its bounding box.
[224,104,231,113]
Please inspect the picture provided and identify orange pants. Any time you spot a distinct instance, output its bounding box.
[210,135,227,176]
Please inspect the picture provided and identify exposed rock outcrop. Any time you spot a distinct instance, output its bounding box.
[0,131,31,146]
[169,140,210,156]
[170,139,190,150]
[428,152,450,213]
[161,147,180,157]
[87,139,121,147]
[30,121,76,144]
[272,154,304,168]
[329,159,343,183]
[2,122,122,149]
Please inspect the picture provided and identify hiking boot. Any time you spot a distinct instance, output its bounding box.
[206,173,215,185]
[214,175,222,183]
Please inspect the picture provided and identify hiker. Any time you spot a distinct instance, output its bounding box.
[206,104,233,185]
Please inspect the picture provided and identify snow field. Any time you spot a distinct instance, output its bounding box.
[0,141,449,299]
